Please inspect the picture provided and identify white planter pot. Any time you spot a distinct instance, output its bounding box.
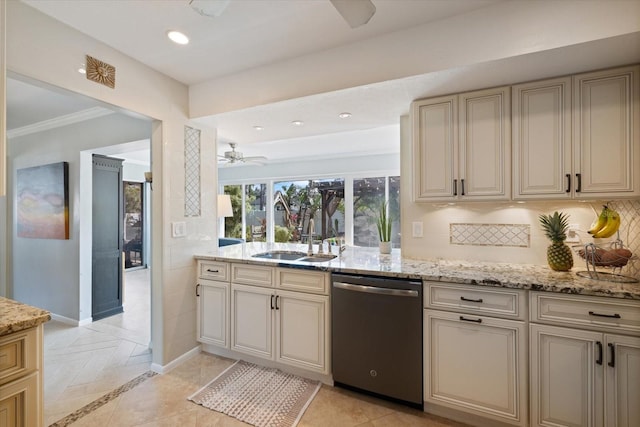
[379,241,392,254]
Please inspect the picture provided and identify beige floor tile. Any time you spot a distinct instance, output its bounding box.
[44,270,469,427]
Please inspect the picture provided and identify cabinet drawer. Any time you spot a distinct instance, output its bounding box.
[198,261,229,281]
[0,328,38,386]
[425,282,526,320]
[530,292,640,336]
[277,268,329,295]
[232,264,274,287]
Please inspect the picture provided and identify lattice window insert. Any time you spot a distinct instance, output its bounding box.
[184,126,201,217]
[450,223,530,247]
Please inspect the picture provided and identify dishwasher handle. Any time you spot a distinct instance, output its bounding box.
[333,281,419,297]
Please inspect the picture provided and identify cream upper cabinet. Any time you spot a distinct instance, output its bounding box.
[573,65,640,198]
[512,76,572,199]
[514,66,640,200]
[412,87,510,201]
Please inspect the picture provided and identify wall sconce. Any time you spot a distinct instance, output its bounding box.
[217,194,233,218]
[144,171,153,190]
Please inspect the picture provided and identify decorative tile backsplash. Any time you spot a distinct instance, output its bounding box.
[184,126,201,217]
[450,223,530,248]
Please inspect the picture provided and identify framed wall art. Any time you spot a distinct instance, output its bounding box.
[16,161,70,239]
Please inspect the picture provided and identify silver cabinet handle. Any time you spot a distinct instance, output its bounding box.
[333,281,418,297]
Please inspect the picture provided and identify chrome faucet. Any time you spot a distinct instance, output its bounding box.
[307,218,315,256]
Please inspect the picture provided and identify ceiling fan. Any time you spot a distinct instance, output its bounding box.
[218,142,268,166]
[190,0,376,28]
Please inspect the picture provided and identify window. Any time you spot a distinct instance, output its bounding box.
[353,176,400,248]
[221,174,398,247]
[223,185,242,238]
[273,179,344,243]
[246,184,266,242]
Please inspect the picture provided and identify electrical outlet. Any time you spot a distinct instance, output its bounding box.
[412,221,423,238]
[566,223,580,243]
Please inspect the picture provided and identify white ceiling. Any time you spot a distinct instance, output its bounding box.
[21,0,503,85]
[7,0,640,163]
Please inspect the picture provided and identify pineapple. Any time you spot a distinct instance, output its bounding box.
[539,211,574,271]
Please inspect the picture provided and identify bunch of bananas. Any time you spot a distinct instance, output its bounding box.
[588,205,621,238]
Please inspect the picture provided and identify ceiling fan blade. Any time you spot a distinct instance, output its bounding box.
[189,0,231,17]
[330,0,376,28]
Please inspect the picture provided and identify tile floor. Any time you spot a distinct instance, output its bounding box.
[44,268,152,425]
[44,268,469,427]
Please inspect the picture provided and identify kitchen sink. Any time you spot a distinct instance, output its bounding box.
[296,254,337,262]
[252,251,307,260]
[251,251,337,263]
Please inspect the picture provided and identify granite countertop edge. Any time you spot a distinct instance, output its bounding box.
[194,243,640,300]
[0,296,52,337]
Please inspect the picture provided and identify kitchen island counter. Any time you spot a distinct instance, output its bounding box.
[0,296,51,336]
[195,243,640,300]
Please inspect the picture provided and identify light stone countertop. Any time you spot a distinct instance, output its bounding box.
[195,242,640,300]
[0,296,51,336]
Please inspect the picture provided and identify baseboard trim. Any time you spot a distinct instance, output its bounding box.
[150,345,201,374]
[50,313,93,326]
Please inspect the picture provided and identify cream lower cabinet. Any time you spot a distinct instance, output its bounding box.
[424,309,527,426]
[530,324,640,427]
[0,326,44,427]
[196,260,230,348]
[230,281,330,374]
[529,292,640,427]
[196,279,229,348]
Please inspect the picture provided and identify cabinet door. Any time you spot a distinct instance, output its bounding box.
[230,284,274,359]
[424,309,527,426]
[459,86,511,200]
[0,372,40,427]
[530,324,603,427]
[512,77,572,199]
[604,334,640,427]
[275,290,329,374]
[573,65,640,198]
[411,95,458,201]
[197,279,229,348]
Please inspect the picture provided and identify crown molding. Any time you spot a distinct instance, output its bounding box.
[7,106,114,139]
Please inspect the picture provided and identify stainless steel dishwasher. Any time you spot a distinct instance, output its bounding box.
[331,273,423,408]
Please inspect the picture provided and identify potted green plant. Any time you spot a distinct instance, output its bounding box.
[376,201,392,254]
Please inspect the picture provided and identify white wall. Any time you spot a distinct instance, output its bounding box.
[123,161,149,183]
[8,113,150,320]
[5,0,214,367]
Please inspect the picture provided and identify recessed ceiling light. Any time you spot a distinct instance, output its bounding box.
[78,64,86,74]
[338,112,352,119]
[167,30,189,45]
[291,120,304,126]
[253,126,264,131]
